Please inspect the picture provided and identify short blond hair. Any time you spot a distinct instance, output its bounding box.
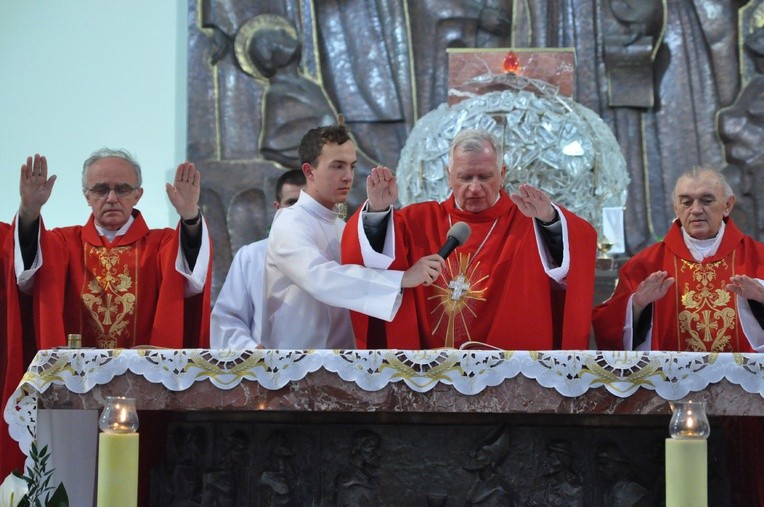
[447,129,504,172]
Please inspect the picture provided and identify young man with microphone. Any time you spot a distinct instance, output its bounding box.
[342,128,597,350]
[257,122,443,350]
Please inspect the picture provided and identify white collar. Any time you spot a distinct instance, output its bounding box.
[681,220,725,262]
[296,190,342,222]
[95,214,135,242]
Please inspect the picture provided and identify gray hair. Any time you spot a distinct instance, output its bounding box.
[447,129,504,172]
[672,166,733,201]
[81,148,142,188]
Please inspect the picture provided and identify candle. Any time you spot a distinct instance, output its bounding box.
[96,396,139,507]
[665,439,707,507]
[665,400,709,507]
[97,433,139,506]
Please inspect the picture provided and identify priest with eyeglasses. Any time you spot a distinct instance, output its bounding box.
[1,147,212,490]
[11,148,212,350]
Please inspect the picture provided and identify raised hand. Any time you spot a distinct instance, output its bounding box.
[509,184,556,222]
[366,166,398,212]
[401,254,445,288]
[166,162,201,221]
[727,275,764,303]
[633,271,675,313]
[19,154,57,223]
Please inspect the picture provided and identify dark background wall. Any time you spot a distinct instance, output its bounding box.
[188,0,764,300]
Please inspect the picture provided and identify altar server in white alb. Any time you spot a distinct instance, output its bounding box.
[211,169,305,349]
[262,122,444,349]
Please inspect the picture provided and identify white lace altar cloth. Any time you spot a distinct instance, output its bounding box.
[5,349,763,457]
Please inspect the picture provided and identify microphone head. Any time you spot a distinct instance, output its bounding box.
[448,221,471,246]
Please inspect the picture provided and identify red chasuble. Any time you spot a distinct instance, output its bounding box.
[30,211,211,350]
[0,221,31,478]
[593,218,762,352]
[342,192,597,350]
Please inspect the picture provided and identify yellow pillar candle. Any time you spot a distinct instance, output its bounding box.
[97,432,139,507]
[665,438,707,507]
[96,396,140,507]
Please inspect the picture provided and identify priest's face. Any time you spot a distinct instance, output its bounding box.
[303,141,356,210]
[448,143,506,213]
[84,157,143,230]
[672,170,735,240]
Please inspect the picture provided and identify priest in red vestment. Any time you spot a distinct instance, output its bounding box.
[593,167,764,353]
[0,221,31,479]
[1,149,212,476]
[593,167,764,506]
[342,128,597,350]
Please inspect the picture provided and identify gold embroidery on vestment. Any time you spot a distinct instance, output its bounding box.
[676,259,736,352]
[82,245,137,348]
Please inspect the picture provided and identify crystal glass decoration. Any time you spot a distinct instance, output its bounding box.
[396,75,629,235]
[98,396,139,434]
[668,400,710,440]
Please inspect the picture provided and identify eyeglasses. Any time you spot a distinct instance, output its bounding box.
[84,183,139,198]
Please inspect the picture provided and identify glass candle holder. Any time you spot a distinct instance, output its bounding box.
[98,396,139,434]
[668,400,710,440]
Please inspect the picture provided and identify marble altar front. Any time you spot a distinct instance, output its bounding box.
[6,349,763,505]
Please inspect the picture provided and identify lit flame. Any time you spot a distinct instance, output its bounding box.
[685,409,695,430]
[503,51,520,73]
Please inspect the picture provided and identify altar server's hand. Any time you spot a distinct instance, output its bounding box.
[727,275,764,303]
[19,154,57,223]
[509,184,556,223]
[633,271,675,313]
[402,254,444,288]
[166,162,201,221]
[366,166,398,212]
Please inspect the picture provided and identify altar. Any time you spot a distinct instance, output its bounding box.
[5,349,764,505]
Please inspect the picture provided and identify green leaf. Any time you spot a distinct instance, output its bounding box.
[17,440,69,507]
[46,483,69,507]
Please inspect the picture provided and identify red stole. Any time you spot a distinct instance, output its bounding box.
[81,241,142,348]
[342,192,597,350]
[670,256,741,352]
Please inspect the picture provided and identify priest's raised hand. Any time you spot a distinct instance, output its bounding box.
[509,183,556,223]
[366,165,398,212]
[632,271,675,318]
[18,153,57,227]
[166,162,202,225]
[727,274,764,304]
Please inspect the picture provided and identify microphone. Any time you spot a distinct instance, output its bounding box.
[437,222,471,259]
